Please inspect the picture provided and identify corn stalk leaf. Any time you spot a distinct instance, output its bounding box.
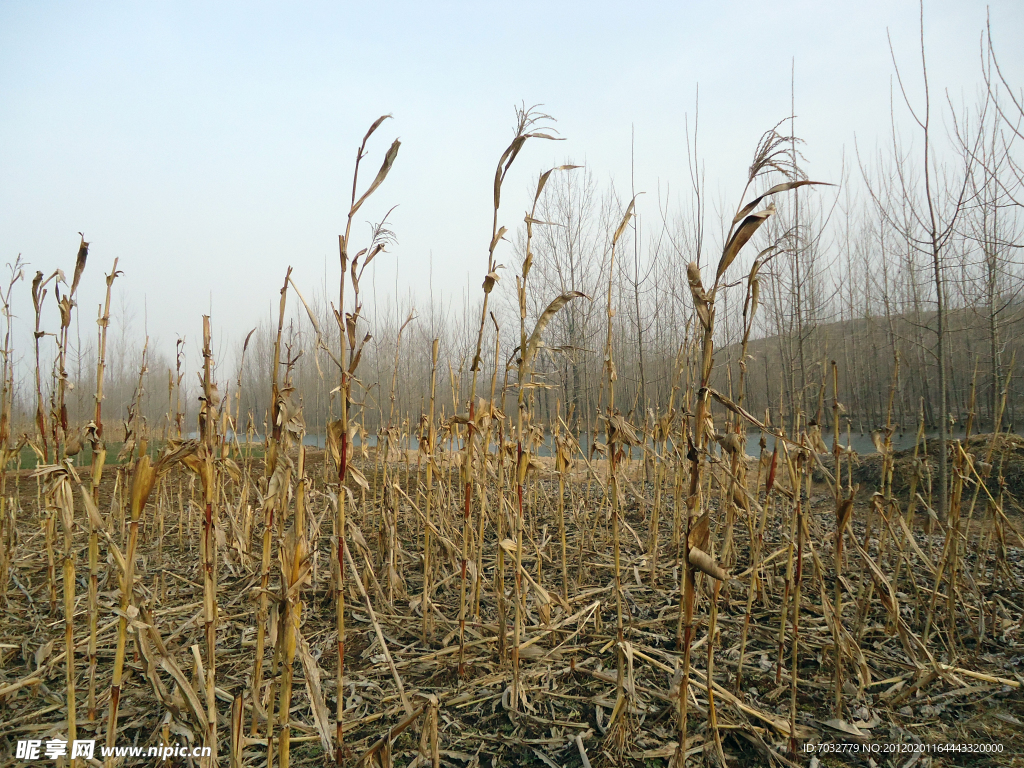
[70,234,88,296]
[523,291,588,369]
[534,164,582,205]
[731,180,833,225]
[716,203,776,283]
[351,139,401,217]
[362,114,392,145]
[298,632,333,753]
[613,197,638,246]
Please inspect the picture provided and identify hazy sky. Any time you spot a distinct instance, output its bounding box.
[1,1,1021,368]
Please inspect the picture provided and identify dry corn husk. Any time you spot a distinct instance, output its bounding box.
[687,547,729,582]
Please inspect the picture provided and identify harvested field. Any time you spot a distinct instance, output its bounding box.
[1,439,1023,767]
[1,97,1023,768]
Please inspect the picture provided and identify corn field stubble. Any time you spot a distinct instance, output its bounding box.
[1,441,1023,767]
[1,114,1023,768]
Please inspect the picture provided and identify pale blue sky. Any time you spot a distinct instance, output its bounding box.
[1,1,1021,362]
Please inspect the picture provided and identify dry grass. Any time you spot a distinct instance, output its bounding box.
[1,443,1022,767]
[1,115,1023,768]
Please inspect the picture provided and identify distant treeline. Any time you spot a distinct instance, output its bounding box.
[9,41,1024,445]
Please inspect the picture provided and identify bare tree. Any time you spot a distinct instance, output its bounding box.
[860,3,975,519]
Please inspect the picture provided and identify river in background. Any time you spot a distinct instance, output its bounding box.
[230,427,1018,459]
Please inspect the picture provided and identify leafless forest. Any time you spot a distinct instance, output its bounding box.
[1,17,1024,768]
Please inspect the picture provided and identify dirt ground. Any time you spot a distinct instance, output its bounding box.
[0,443,1022,767]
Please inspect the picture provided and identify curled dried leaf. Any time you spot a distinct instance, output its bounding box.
[351,138,401,217]
[687,261,705,297]
[613,198,637,245]
[523,291,588,369]
[837,495,854,535]
[732,180,833,225]
[715,432,744,457]
[688,546,729,581]
[347,465,369,491]
[489,226,508,255]
[605,411,639,446]
[687,512,711,552]
[71,233,89,296]
[716,203,776,283]
[482,271,500,294]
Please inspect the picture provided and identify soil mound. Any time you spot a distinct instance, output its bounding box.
[852,432,1024,500]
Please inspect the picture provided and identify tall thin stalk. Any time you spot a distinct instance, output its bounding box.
[86,259,119,722]
[0,259,23,608]
[604,198,637,741]
[199,316,220,763]
[673,125,821,767]
[465,106,560,673]
[423,339,439,642]
[253,269,291,736]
